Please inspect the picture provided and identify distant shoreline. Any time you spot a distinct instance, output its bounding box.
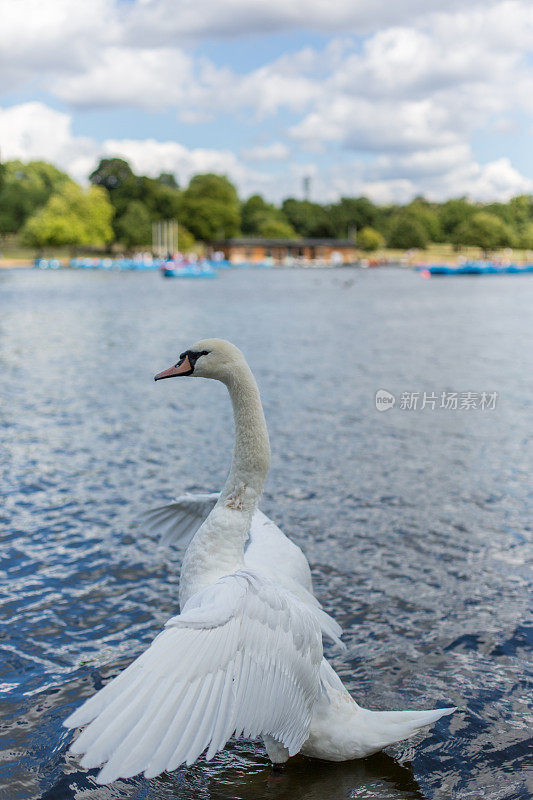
[0,259,32,269]
[2,244,532,270]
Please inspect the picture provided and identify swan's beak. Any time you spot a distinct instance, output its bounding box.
[154,355,192,381]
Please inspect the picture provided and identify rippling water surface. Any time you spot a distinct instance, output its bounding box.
[0,267,531,800]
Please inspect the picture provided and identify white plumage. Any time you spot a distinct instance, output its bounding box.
[65,569,322,782]
[64,339,455,782]
[144,495,344,648]
[143,493,456,761]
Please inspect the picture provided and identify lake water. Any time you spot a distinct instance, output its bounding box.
[0,266,531,800]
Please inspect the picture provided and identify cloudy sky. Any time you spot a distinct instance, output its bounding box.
[0,0,532,203]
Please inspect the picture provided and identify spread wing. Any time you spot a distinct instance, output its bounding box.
[64,569,323,783]
[141,492,220,546]
[140,495,344,648]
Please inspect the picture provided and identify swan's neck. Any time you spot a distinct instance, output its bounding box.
[179,364,270,605]
[221,364,270,504]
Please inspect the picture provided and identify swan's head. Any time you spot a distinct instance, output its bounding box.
[154,338,247,384]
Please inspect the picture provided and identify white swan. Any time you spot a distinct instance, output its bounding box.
[64,339,455,782]
[143,494,456,762]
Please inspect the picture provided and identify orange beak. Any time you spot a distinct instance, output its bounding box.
[154,354,193,381]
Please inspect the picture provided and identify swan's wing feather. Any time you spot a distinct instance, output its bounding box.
[314,607,345,649]
[140,492,220,545]
[64,569,322,783]
[142,498,345,648]
[245,511,345,649]
[246,510,314,593]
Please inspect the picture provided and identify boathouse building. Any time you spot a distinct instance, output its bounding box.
[209,237,358,265]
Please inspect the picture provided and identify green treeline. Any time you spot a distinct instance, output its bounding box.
[1,157,533,253]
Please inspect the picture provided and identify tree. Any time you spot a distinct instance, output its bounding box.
[358,226,384,252]
[90,158,142,240]
[89,158,183,244]
[405,199,442,242]
[373,204,396,239]
[258,218,298,239]
[518,221,533,250]
[241,195,297,238]
[22,184,114,249]
[175,224,195,252]
[242,195,272,234]
[0,160,72,234]
[89,158,137,194]
[387,214,428,249]
[453,211,515,254]
[508,194,533,227]
[483,202,505,220]
[180,174,241,240]
[327,197,377,238]
[138,177,182,220]
[438,198,475,241]
[157,172,179,189]
[281,199,334,237]
[507,195,533,246]
[150,184,182,221]
[115,200,194,250]
[115,200,152,249]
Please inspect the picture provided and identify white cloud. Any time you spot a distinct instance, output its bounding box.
[52,47,195,110]
[0,102,260,192]
[0,103,95,180]
[290,95,460,153]
[1,101,530,205]
[310,152,533,205]
[439,157,533,202]
[371,145,475,181]
[289,3,533,155]
[0,0,116,91]
[365,145,532,202]
[3,0,519,119]
[39,0,531,181]
[242,143,291,161]
[101,137,247,185]
[0,0,478,95]
[0,0,532,203]
[52,46,319,120]
[2,0,531,140]
[123,0,485,42]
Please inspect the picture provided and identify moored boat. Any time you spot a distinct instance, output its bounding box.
[418,261,533,277]
[160,258,216,278]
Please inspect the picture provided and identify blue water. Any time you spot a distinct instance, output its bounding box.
[0,267,531,799]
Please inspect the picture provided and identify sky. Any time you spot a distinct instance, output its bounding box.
[0,0,532,204]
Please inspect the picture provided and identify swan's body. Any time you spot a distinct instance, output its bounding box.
[144,493,455,762]
[64,339,455,782]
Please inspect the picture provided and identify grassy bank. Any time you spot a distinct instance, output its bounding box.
[0,242,91,268]
[371,243,532,265]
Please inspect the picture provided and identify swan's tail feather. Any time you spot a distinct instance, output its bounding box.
[357,705,456,752]
[310,661,456,759]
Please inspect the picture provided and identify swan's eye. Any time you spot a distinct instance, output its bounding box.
[183,350,210,369]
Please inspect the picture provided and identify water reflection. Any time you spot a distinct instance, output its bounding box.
[42,749,426,800]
